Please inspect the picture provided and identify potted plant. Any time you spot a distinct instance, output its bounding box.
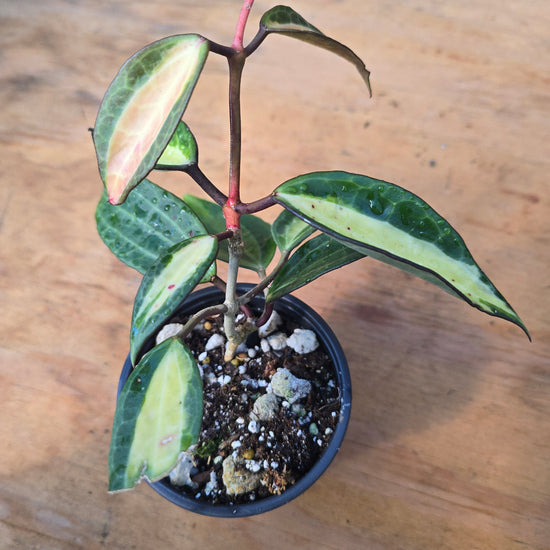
[92,1,529,516]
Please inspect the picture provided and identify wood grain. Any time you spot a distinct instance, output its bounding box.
[0,1,548,548]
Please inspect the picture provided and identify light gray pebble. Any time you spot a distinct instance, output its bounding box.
[222,456,261,495]
[251,392,279,421]
[286,328,319,354]
[271,368,312,404]
[309,423,319,435]
[169,452,197,488]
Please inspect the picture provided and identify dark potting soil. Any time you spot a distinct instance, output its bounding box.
[166,310,341,506]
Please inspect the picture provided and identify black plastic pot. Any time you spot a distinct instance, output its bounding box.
[117,284,352,517]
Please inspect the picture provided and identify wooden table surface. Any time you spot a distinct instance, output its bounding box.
[1,1,548,548]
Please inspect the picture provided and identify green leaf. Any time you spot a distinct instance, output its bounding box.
[156,120,198,169]
[94,34,209,205]
[273,171,529,338]
[183,194,276,273]
[131,234,218,364]
[267,233,365,302]
[96,179,215,285]
[271,208,315,252]
[109,338,203,492]
[259,5,371,96]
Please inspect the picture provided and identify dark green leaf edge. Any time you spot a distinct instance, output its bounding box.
[94,35,209,204]
[259,5,371,96]
[271,208,316,253]
[130,235,218,364]
[108,338,203,491]
[155,120,198,170]
[273,174,530,340]
[267,233,365,302]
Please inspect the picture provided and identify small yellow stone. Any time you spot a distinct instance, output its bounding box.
[202,356,211,364]
[242,449,255,460]
[204,321,212,331]
[230,358,240,367]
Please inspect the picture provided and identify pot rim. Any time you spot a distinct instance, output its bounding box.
[117,283,352,517]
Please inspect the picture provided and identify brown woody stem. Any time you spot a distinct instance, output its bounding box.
[186,163,227,206]
[236,194,276,214]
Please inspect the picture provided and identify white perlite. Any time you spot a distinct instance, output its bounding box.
[271,368,311,404]
[260,338,270,353]
[169,452,197,488]
[155,323,184,345]
[248,419,260,433]
[218,374,231,386]
[286,328,319,354]
[205,333,225,351]
[258,309,282,337]
[204,470,218,496]
[267,332,287,351]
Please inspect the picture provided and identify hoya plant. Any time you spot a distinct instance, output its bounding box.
[93,2,528,492]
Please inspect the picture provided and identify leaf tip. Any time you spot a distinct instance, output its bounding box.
[517,319,532,342]
[108,185,126,205]
[365,69,373,98]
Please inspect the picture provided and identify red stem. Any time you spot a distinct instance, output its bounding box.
[224,0,254,231]
[224,52,245,231]
[232,1,255,51]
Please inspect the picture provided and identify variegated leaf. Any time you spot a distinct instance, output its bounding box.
[271,208,315,252]
[95,179,214,282]
[156,120,198,169]
[131,234,218,363]
[109,338,203,491]
[267,233,365,302]
[94,34,208,204]
[273,171,529,338]
[259,5,371,96]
